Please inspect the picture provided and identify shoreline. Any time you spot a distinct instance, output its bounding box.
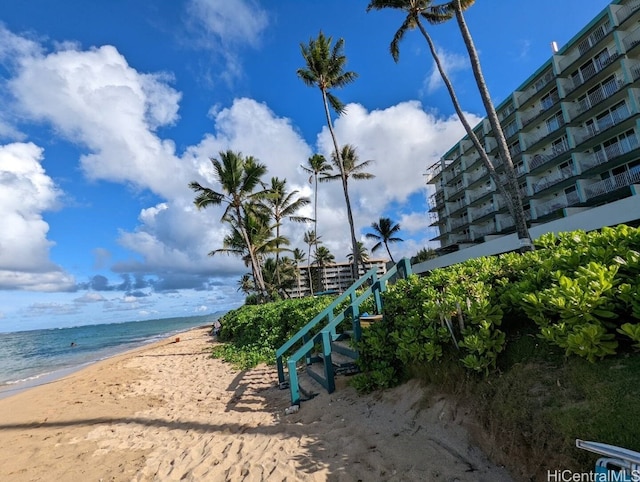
[0,326,513,481]
[0,323,214,401]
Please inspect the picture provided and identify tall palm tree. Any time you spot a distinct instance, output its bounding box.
[434,0,532,249]
[366,0,532,249]
[313,245,335,292]
[301,153,333,256]
[347,242,370,276]
[189,150,269,294]
[297,31,362,278]
[303,230,321,294]
[261,177,310,285]
[366,217,404,263]
[321,144,375,273]
[292,247,307,297]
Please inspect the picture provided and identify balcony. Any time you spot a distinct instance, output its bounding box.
[577,135,640,172]
[520,93,560,128]
[528,141,571,171]
[557,22,613,73]
[616,0,640,25]
[573,109,633,146]
[467,167,488,184]
[623,28,640,52]
[517,71,555,106]
[471,223,497,241]
[524,118,566,150]
[533,191,581,218]
[468,186,495,204]
[532,165,576,194]
[564,51,621,96]
[450,214,469,230]
[584,168,640,200]
[428,191,445,211]
[446,197,468,216]
[565,79,625,121]
[469,203,496,222]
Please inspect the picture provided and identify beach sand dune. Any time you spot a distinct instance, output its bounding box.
[0,327,513,481]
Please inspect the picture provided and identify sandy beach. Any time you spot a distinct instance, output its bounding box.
[0,326,513,481]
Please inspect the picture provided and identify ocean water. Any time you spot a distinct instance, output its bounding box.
[0,313,224,397]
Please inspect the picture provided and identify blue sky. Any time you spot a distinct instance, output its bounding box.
[0,0,611,331]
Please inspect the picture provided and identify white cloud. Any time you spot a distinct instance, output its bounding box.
[423,47,469,94]
[184,0,269,84]
[8,43,186,199]
[0,142,75,291]
[309,101,481,260]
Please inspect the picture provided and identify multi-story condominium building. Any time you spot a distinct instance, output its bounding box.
[287,259,387,298]
[427,0,640,253]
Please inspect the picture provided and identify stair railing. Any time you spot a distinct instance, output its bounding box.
[276,258,412,406]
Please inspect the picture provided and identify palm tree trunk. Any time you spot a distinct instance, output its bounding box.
[307,244,314,295]
[236,206,267,295]
[320,89,361,280]
[453,1,533,250]
[313,175,321,265]
[384,241,395,263]
[416,20,519,243]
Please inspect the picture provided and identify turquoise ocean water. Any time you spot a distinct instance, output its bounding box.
[0,313,224,398]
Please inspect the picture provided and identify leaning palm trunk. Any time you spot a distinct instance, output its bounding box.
[416,21,523,244]
[320,90,361,280]
[452,1,532,249]
[234,208,267,295]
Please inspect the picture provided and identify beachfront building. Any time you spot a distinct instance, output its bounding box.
[288,259,388,298]
[427,0,640,255]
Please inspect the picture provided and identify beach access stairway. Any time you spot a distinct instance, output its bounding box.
[276,258,412,406]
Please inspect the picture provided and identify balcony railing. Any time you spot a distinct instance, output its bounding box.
[468,167,488,184]
[528,141,570,170]
[566,79,625,121]
[428,192,445,211]
[468,187,494,204]
[524,118,566,149]
[578,135,639,172]
[573,109,633,145]
[565,52,621,96]
[471,223,497,241]
[616,0,640,24]
[450,215,469,230]
[517,71,555,106]
[534,192,580,218]
[520,94,560,128]
[470,203,496,222]
[447,197,468,215]
[623,28,640,52]
[584,169,640,199]
[532,165,576,194]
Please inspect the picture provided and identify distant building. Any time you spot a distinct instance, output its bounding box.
[288,259,388,298]
[427,0,640,255]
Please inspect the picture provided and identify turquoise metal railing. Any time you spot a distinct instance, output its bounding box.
[276,258,412,406]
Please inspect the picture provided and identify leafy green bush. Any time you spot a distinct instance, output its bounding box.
[215,296,337,368]
[354,225,640,391]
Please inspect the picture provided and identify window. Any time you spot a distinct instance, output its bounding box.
[552,136,569,154]
[541,88,559,111]
[546,112,563,133]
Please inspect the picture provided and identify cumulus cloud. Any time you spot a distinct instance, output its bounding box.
[313,101,481,259]
[0,142,75,291]
[7,42,185,199]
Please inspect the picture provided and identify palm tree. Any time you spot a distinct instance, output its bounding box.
[347,241,370,273]
[303,230,321,294]
[301,153,333,256]
[433,0,532,249]
[321,144,375,273]
[366,0,532,249]
[189,150,269,294]
[292,247,307,297]
[261,177,310,285]
[366,217,403,263]
[313,245,335,292]
[298,31,362,278]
